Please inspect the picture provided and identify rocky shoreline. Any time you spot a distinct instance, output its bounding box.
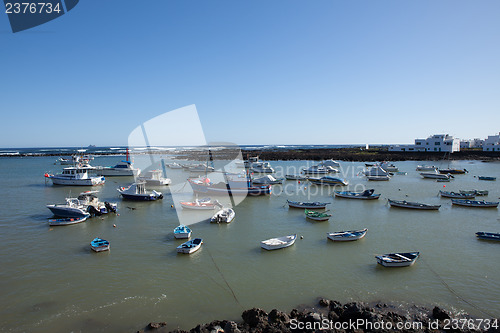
[137,299,499,332]
[4,147,500,162]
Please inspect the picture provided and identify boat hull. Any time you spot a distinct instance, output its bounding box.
[287,200,329,209]
[50,176,105,186]
[451,200,499,208]
[177,239,203,254]
[327,229,367,241]
[376,252,419,267]
[48,216,88,226]
[47,205,89,218]
[120,193,162,201]
[260,235,297,250]
[388,200,440,210]
[476,232,500,241]
[334,192,380,200]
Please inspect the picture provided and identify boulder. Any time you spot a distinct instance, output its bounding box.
[241,308,268,328]
[432,306,451,320]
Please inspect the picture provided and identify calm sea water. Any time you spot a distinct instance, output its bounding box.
[0,156,499,332]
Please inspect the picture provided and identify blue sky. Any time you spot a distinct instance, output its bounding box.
[1,0,499,147]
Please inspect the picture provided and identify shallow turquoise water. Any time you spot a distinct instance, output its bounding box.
[0,156,499,332]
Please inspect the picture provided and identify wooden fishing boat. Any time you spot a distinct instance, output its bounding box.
[460,190,488,196]
[451,199,499,208]
[388,199,440,210]
[376,252,420,267]
[439,191,475,199]
[260,234,297,251]
[173,225,192,239]
[334,189,380,200]
[308,176,348,186]
[327,228,367,241]
[475,232,500,241]
[416,165,437,171]
[211,208,235,223]
[90,238,110,252]
[304,209,331,221]
[438,168,467,174]
[177,238,203,254]
[285,174,307,181]
[48,216,88,226]
[478,176,496,181]
[287,200,330,209]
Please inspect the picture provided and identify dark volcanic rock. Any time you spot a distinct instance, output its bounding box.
[147,322,167,330]
[432,306,451,320]
[268,309,290,324]
[224,321,241,333]
[318,298,330,308]
[242,308,268,328]
[136,299,493,333]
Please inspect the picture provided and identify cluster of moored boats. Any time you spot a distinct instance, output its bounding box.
[45,155,499,260]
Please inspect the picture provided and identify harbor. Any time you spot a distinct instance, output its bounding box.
[0,152,499,332]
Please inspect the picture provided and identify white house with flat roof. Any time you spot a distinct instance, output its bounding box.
[389,134,460,153]
[483,133,500,151]
[461,138,484,149]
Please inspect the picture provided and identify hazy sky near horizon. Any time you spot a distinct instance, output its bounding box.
[1,0,499,148]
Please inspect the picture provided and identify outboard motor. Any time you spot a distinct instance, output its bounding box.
[104,201,117,214]
[87,205,101,217]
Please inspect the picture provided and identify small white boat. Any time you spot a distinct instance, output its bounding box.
[327,228,367,241]
[118,182,163,201]
[167,162,183,169]
[46,166,105,186]
[380,162,398,172]
[48,216,88,226]
[173,225,192,239]
[303,165,330,175]
[180,198,221,210]
[189,164,215,173]
[285,174,307,181]
[252,175,283,185]
[439,191,475,199]
[250,162,274,173]
[308,176,348,186]
[416,165,437,171]
[367,175,390,181]
[376,252,420,267]
[95,160,141,177]
[90,238,110,252]
[388,199,440,210]
[451,199,499,208]
[334,189,380,200]
[304,209,331,221]
[177,238,203,254]
[364,166,389,178]
[47,191,117,218]
[211,208,235,223]
[260,234,297,251]
[138,170,171,185]
[287,200,330,209]
[320,159,340,168]
[420,172,452,180]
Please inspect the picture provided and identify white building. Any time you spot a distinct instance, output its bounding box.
[389,134,460,153]
[483,133,500,152]
[460,138,484,149]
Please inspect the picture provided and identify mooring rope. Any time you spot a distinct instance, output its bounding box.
[205,246,244,309]
[421,257,495,318]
